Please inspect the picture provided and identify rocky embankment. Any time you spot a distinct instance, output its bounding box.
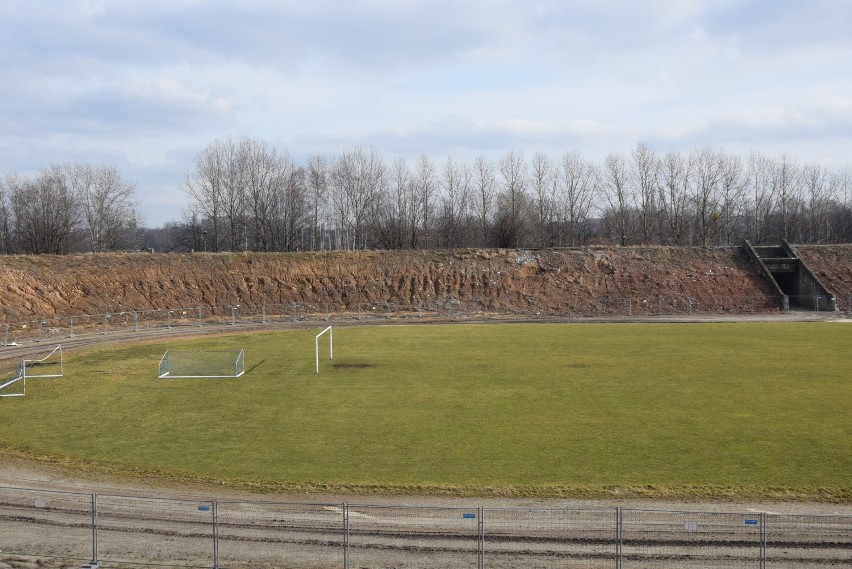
[6,245,849,322]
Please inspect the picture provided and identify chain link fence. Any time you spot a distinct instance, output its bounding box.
[1,486,849,568]
[4,289,847,346]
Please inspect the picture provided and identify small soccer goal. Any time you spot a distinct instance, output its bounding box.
[158,349,245,379]
[0,345,64,399]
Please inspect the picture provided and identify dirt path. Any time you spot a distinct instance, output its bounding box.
[2,450,850,517]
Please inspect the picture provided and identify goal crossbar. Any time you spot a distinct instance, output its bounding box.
[315,326,333,374]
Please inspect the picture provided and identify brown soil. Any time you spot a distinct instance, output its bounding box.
[795,244,852,309]
[0,246,816,321]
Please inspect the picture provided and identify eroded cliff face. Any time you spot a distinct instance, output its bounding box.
[0,245,821,322]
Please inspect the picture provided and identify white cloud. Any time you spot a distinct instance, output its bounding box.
[1,0,851,225]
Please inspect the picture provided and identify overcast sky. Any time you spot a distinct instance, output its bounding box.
[2,1,851,227]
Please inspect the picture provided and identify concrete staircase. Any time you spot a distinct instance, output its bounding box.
[743,240,836,311]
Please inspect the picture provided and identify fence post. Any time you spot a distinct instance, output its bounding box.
[133,311,138,332]
[69,317,74,338]
[212,500,219,569]
[760,512,766,569]
[478,506,485,569]
[3,323,7,346]
[91,493,99,564]
[343,502,350,569]
[615,507,623,569]
[262,304,267,323]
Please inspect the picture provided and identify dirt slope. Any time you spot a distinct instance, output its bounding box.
[0,246,803,321]
[795,244,852,308]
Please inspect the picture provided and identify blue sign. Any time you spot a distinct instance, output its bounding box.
[463,513,476,519]
[198,505,210,511]
[744,519,758,525]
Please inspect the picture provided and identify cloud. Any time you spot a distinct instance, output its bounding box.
[1,1,851,225]
[0,71,236,138]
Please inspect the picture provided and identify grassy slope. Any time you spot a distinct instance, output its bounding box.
[1,323,850,500]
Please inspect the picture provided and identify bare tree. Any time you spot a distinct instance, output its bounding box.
[601,152,633,245]
[800,164,830,243]
[221,140,248,251]
[71,164,139,253]
[745,153,775,243]
[375,158,415,249]
[772,153,800,242]
[0,176,16,253]
[414,154,437,248]
[273,166,309,251]
[529,152,557,248]
[185,137,314,253]
[239,138,285,252]
[631,143,660,244]
[7,165,81,254]
[184,140,227,252]
[689,147,722,246]
[174,209,207,252]
[472,155,496,246]
[437,156,471,248]
[716,151,746,245]
[306,154,330,250]
[494,150,530,248]
[658,151,691,245]
[330,146,386,250]
[557,151,597,246]
[828,167,852,242]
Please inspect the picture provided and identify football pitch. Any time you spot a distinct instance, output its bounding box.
[1,322,850,500]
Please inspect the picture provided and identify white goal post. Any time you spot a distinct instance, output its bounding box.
[0,345,64,398]
[0,362,26,398]
[315,326,333,374]
[158,349,245,378]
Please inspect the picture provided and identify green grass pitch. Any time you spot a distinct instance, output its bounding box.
[1,322,850,500]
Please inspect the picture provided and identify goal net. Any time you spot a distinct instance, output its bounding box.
[158,349,245,378]
[1,345,64,398]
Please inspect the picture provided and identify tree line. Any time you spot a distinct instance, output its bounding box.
[2,139,850,255]
[175,138,852,252]
[0,164,140,254]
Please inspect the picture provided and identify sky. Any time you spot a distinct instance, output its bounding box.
[1,0,851,227]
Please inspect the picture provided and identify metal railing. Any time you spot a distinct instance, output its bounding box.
[1,485,849,568]
[3,290,841,347]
